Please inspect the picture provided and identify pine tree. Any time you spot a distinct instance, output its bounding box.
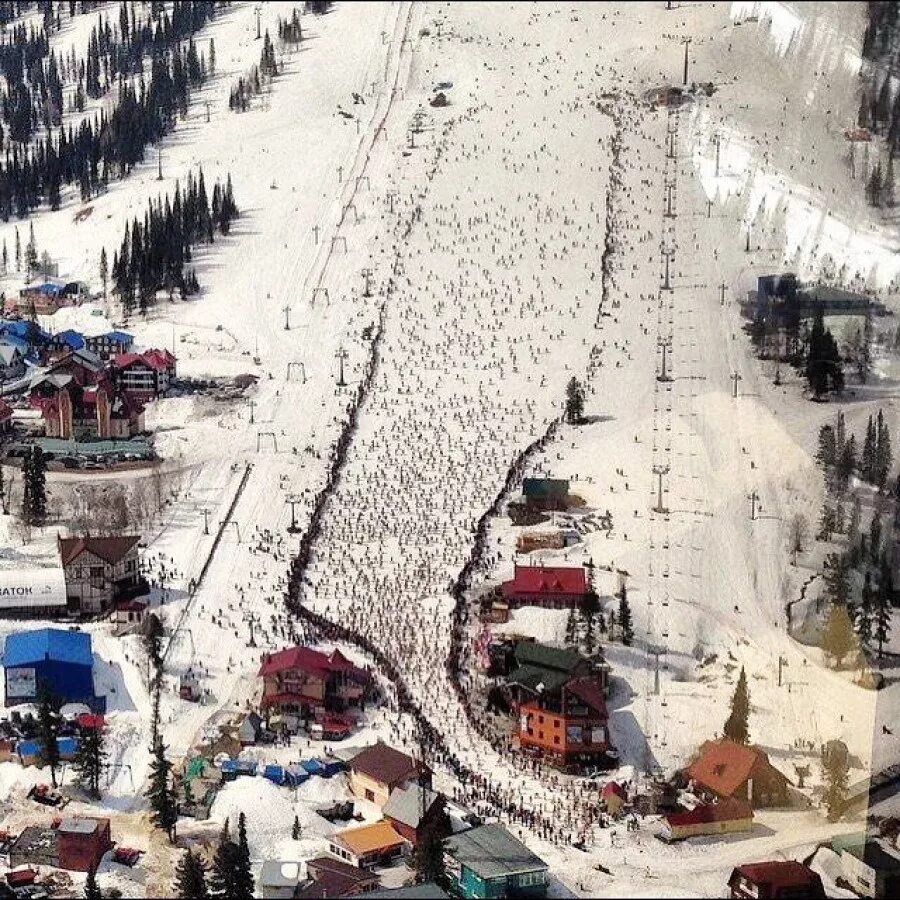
[209,38,216,76]
[37,687,60,787]
[174,849,209,900]
[233,812,253,900]
[99,246,108,298]
[84,868,102,900]
[14,226,20,271]
[723,666,750,744]
[25,221,37,278]
[857,572,874,646]
[564,376,585,424]
[291,815,301,840]
[821,602,858,668]
[824,553,850,606]
[806,307,844,398]
[863,414,877,482]
[875,559,894,659]
[564,606,578,649]
[618,587,634,646]
[876,408,893,491]
[848,496,862,547]
[210,819,240,899]
[822,746,850,821]
[29,446,47,523]
[411,796,451,886]
[870,510,883,567]
[816,423,837,470]
[818,503,836,542]
[145,738,178,842]
[1,239,7,274]
[74,722,106,799]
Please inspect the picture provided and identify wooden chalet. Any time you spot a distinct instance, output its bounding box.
[501,564,587,609]
[685,739,790,808]
[506,642,611,771]
[258,646,370,728]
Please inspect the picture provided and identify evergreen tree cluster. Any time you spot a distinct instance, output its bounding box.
[817,408,894,495]
[229,31,280,113]
[111,170,237,312]
[205,814,253,900]
[0,2,220,219]
[278,9,304,45]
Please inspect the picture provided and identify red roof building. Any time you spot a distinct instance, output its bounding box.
[501,565,587,609]
[663,799,753,841]
[113,349,176,401]
[728,861,826,899]
[258,646,370,723]
[686,739,790,808]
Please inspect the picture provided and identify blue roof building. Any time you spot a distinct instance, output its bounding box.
[50,330,86,351]
[2,628,101,710]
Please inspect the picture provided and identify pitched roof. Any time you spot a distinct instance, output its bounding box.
[257,645,368,681]
[350,742,421,786]
[566,677,607,716]
[514,641,584,673]
[502,565,586,597]
[383,784,440,829]
[306,856,378,883]
[522,477,569,499]
[3,628,93,668]
[258,860,304,889]
[445,825,548,880]
[58,535,140,567]
[686,739,785,799]
[665,798,753,828]
[331,821,406,856]
[731,861,823,891]
[507,664,571,695]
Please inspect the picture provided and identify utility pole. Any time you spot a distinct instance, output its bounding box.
[312,224,319,245]
[221,520,242,542]
[681,37,692,86]
[778,654,788,687]
[286,496,302,533]
[706,198,712,218]
[652,465,670,514]
[664,180,676,218]
[719,282,728,306]
[337,165,343,183]
[662,247,675,291]
[206,101,210,123]
[731,372,742,398]
[201,508,210,535]
[255,5,261,40]
[749,490,759,521]
[361,267,374,298]
[387,190,399,214]
[667,128,676,159]
[157,149,162,181]
[335,347,348,387]
[714,132,722,177]
[657,337,673,382]
[745,223,752,253]
[283,305,291,331]
[248,399,256,424]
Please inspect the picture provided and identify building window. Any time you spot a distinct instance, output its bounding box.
[553,736,560,745]
[538,715,544,724]
[90,566,104,579]
[538,731,544,740]
[365,789,375,802]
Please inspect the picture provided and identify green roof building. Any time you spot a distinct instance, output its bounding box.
[444,825,548,899]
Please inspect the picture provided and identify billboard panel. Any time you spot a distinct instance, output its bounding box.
[6,667,36,699]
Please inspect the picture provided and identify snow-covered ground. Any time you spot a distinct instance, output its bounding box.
[2,1,899,897]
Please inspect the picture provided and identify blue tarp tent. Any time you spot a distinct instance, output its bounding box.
[320,759,345,778]
[285,765,309,787]
[301,758,327,777]
[263,764,285,786]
